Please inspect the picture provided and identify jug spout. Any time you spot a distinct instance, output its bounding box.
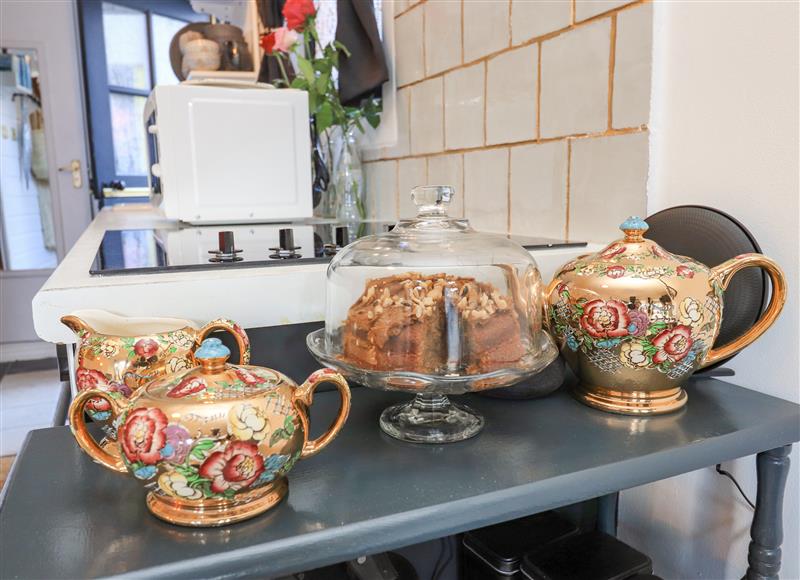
[61,314,94,336]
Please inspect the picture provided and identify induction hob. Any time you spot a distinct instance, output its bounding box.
[90,222,587,276]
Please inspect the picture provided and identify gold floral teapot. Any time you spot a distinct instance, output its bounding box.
[62,310,250,420]
[69,338,351,527]
[546,217,786,415]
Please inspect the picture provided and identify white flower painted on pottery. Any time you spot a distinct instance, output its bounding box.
[166,356,191,374]
[679,297,703,325]
[159,471,202,500]
[98,342,119,357]
[170,330,195,349]
[620,341,650,368]
[229,403,270,441]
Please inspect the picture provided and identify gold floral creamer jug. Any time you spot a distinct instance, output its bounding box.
[69,338,351,527]
[546,217,786,415]
[62,310,250,420]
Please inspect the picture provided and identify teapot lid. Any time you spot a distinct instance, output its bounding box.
[143,338,286,401]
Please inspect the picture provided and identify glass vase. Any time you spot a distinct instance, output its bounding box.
[332,125,365,223]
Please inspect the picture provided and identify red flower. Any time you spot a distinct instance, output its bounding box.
[167,376,207,398]
[606,266,626,279]
[652,325,693,364]
[580,300,630,339]
[199,441,265,494]
[134,338,159,359]
[86,396,111,413]
[121,407,168,465]
[76,368,110,390]
[599,243,625,259]
[234,368,265,386]
[676,265,694,279]
[282,0,316,31]
[260,32,277,55]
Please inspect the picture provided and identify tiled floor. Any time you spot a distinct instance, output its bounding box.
[0,359,61,458]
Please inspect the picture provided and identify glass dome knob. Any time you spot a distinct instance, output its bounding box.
[411,185,454,216]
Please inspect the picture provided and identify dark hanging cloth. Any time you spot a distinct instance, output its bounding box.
[336,0,389,106]
[256,0,289,85]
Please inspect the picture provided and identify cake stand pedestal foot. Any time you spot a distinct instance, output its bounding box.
[379,393,484,444]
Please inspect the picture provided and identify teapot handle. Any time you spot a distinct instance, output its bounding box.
[68,389,127,473]
[293,369,351,459]
[702,254,787,368]
[197,319,251,364]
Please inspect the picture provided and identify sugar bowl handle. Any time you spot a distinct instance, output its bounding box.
[197,319,251,364]
[68,389,127,473]
[704,253,787,367]
[293,369,351,459]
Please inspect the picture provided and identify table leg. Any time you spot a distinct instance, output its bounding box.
[745,445,792,580]
[597,492,619,536]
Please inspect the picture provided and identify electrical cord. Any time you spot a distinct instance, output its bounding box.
[431,536,452,580]
[715,464,755,509]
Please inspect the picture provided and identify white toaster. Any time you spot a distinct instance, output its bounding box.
[144,81,312,224]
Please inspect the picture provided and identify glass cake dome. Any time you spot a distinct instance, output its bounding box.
[307,185,557,443]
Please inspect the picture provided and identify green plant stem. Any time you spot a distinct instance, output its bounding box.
[275,54,291,87]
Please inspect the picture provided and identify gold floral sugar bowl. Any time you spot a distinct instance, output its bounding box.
[69,338,351,527]
[546,217,786,415]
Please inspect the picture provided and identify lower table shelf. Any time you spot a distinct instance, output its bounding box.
[1,377,798,579]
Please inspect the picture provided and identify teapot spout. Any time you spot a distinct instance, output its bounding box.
[61,314,94,336]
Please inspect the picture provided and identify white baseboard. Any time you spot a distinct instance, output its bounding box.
[0,341,56,362]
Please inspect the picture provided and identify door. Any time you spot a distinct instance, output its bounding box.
[78,0,206,204]
[0,0,93,356]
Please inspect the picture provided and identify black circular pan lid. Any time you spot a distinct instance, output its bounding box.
[644,205,767,370]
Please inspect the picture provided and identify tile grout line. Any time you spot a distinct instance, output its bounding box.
[364,125,649,164]
[460,0,465,65]
[565,139,572,240]
[536,41,542,141]
[483,59,488,146]
[608,14,617,130]
[394,0,646,93]
[506,146,512,234]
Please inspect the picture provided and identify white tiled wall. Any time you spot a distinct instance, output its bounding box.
[486,44,537,145]
[365,0,652,242]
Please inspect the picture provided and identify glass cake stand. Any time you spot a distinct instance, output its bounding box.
[307,328,557,443]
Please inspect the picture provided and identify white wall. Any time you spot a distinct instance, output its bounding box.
[619,2,800,579]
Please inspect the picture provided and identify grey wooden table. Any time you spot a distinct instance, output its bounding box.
[1,378,798,579]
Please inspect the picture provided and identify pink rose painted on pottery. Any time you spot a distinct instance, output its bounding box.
[134,338,159,359]
[76,368,110,391]
[652,325,693,364]
[199,440,265,494]
[167,376,207,398]
[234,368,265,386]
[599,244,625,259]
[580,300,630,339]
[121,407,168,465]
[606,265,626,279]
[676,265,695,279]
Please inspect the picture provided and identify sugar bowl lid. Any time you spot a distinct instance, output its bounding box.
[144,338,283,401]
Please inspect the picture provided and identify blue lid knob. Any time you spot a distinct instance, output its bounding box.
[620,216,649,232]
[195,337,230,359]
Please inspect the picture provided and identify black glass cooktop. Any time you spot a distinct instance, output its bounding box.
[90,222,587,276]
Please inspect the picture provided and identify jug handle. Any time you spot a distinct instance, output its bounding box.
[702,253,787,368]
[197,319,251,365]
[293,369,351,459]
[68,390,127,473]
